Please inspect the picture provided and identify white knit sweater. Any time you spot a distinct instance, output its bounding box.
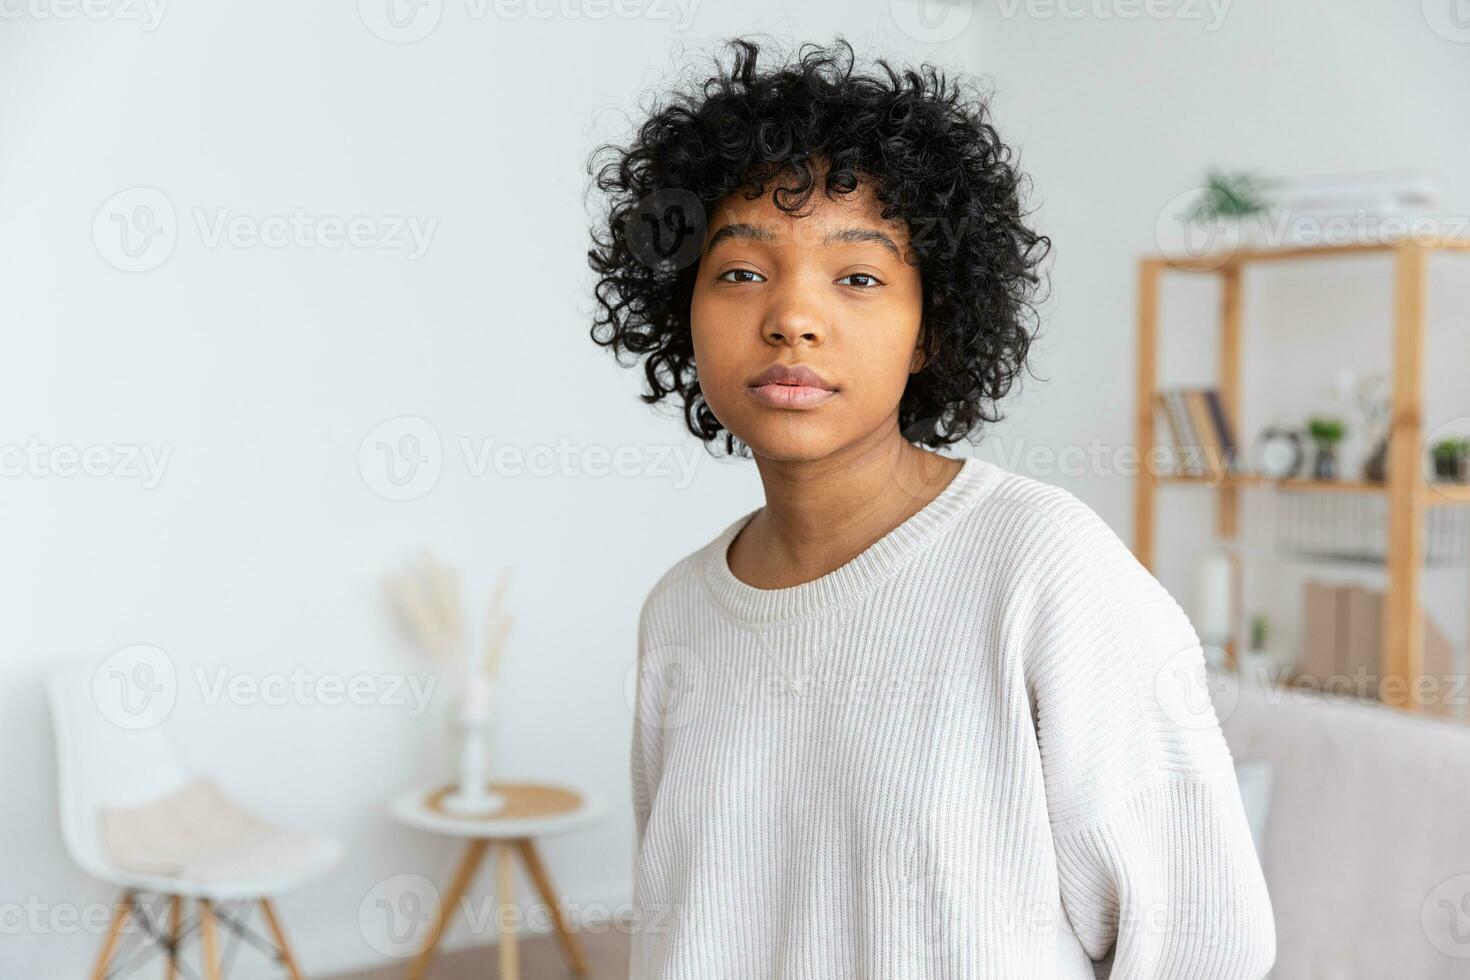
[629,456,1275,979]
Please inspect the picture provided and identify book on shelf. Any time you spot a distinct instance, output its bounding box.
[1295,580,1457,717]
[1154,386,1239,478]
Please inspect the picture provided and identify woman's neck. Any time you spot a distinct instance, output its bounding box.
[726,439,965,590]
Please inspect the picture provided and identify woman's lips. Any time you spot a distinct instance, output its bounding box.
[746,383,838,409]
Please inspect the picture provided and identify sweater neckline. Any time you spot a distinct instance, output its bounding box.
[700,455,994,627]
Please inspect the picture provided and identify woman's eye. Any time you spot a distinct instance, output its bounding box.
[838,272,883,288]
[717,268,765,283]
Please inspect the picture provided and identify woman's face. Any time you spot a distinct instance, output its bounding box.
[688,175,925,463]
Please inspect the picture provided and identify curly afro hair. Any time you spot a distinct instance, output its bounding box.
[586,36,1051,457]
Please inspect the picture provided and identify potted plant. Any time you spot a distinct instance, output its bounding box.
[1432,438,1470,483]
[1188,170,1276,251]
[1236,614,1276,687]
[1307,416,1346,480]
[1190,170,1273,222]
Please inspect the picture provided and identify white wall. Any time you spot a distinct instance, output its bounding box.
[0,4,988,977]
[971,0,1470,673]
[8,3,1467,975]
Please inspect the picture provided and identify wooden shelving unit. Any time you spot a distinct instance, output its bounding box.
[1157,472,1470,506]
[1134,235,1470,712]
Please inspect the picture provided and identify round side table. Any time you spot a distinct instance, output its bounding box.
[391,781,607,980]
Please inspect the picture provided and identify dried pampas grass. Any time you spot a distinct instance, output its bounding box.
[384,552,512,680]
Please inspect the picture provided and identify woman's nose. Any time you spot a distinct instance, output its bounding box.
[761,282,828,347]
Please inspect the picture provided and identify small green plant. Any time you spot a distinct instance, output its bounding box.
[1249,615,1268,652]
[1307,416,1346,446]
[1432,437,1470,461]
[1189,170,1273,222]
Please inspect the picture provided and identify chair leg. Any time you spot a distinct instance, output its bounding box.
[258,898,305,980]
[515,838,588,975]
[199,899,222,980]
[407,838,489,980]
[89,891,134,980]
[167,895,182,980]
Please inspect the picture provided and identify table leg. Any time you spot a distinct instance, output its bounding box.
[515,837,589,975]
[407,839,489,980]
[200,900,222,980]
[497,842,519,980]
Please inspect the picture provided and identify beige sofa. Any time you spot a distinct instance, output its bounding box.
[1217,672,1470,978]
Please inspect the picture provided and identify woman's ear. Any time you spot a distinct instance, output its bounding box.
[909,325,928,374]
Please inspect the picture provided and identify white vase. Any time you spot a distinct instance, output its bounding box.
[440,674,506,816]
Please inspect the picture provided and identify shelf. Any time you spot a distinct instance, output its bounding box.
[1136,224,1470,711]
[1147,234,1470,274]
[1157,472,1470,507]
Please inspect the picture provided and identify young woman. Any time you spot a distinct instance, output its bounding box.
[587,37,1274,979]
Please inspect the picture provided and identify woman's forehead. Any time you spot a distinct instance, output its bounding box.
[704,183,909,249]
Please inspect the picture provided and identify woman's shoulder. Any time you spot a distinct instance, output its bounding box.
[964,467,1198,652]
[953,462,1136,572]
[636,508,753,633]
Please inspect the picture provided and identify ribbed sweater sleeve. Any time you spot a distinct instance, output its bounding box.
[631,595,656,859]
[1017,490,1276,979]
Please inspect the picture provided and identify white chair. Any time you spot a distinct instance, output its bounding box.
[47,653,343,980]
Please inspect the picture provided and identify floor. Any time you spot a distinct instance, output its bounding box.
[331,929,632,980]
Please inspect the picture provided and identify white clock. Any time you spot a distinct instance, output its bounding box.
[1252,428,1304,480]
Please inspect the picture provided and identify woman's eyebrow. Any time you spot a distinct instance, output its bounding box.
[704,222,773,254]
[822,226,901,258]
[704,222,901,258]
